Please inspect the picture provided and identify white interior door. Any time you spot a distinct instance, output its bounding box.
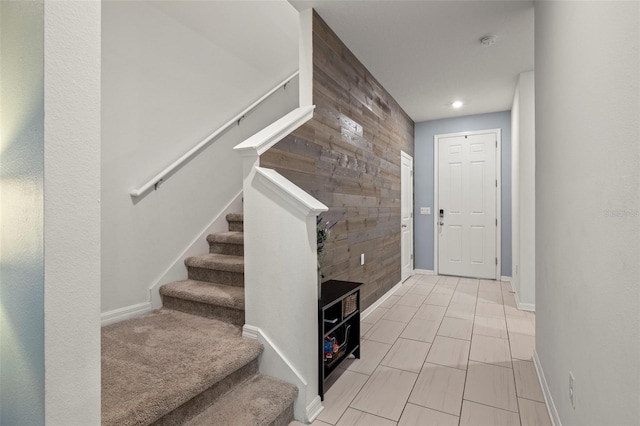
[437,132,497,279]
[401,151,413,282]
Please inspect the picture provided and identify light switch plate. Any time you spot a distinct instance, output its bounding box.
[420,207,431,215]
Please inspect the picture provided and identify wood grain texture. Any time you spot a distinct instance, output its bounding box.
[262,11,414,310]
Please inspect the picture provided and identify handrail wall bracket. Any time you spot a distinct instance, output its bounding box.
[129,71,299,199]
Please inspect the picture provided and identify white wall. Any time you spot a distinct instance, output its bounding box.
[535,2,639,425]
[44,1,102,424]
[0,1,45,423]
[101,1,299,313]
[511,71,535,309]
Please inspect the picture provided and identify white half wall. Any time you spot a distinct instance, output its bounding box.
[44,1,101,424]
[536,2,639,425]
[241,164,326,422]
[511,71,535,309]
[101,0,299,313]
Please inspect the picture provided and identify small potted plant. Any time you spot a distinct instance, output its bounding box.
[317,216,336,296]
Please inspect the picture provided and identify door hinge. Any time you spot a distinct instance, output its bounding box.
[496,257,498,265]
[411,254,414,260]
[411,170,413,177]
[496,140,498,147]
[495,179,498,187]
[496,218,498,226]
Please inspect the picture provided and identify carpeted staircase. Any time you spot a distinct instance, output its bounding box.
[102,214,298,426]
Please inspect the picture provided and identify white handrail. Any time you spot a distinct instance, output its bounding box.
[130,71,299,198]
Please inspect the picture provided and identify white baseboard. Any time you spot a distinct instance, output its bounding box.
[101,302,152,326]
[242,324,307,386]
[242,324,259,340]
[414,269,435,275]
[305,396,324,423]
[149,191,243,308]
[243,324,320,422]
[361,281,402,321]
[500,275,512,282]
[509,279,536,312]
[514,289,536,312]
[533,351,561,426]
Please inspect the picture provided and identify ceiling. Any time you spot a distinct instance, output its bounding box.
[289,0,534,123]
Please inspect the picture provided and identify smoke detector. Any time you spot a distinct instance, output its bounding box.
[480,35,498,47]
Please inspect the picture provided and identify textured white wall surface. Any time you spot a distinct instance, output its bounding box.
[101,0,299,313]
[0,1,45,423]
[44,1,102,424]
[536,2,639,424]
[511,71,535,309]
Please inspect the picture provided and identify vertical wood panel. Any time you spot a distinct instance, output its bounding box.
[262,11,414,310]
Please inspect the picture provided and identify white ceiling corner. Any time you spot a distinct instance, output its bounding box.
[289,0,534,123]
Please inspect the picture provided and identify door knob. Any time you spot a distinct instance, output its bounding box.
[439,222,444,226]
[402,224,407,228]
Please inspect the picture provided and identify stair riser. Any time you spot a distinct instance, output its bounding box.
[227,221,243,232]
[161,295,244,326]
[187,267,244,287]
[151,359,259,426]
[209,243,244,257]
[271,402,295,426]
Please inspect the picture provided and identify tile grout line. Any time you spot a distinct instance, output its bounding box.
[461,398,520,415]
[405,400,463,421]
[457,278,481,424]
[337,291,406,425]
[516,394,547,404]
[343,277,424,424]
[502,286,525,425]
[431,277,459,345]
[469,359,514,370]
[466,279,526,421]
[390,274,445,425]
[428,278,474,374]
[335,407,400,425]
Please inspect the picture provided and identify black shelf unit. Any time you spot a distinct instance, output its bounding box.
[319,280,362,400]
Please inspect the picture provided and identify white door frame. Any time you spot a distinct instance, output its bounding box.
[433,129,502,279]
[401,150,414,281]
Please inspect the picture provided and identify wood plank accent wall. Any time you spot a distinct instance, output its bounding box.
[261,11,415,309]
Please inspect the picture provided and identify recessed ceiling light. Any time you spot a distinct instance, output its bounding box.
[452,100,463,109]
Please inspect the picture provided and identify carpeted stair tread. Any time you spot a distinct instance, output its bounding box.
[102,309,262,426]
[226,213,244,232]
[225,213,243,223]
[208,231,244,256]
[185,253,244,273]
[207,231,244,245]
[185,374,298,426]
[160,280,244,309]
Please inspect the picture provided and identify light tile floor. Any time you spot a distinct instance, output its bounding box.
[292,274,551,426]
